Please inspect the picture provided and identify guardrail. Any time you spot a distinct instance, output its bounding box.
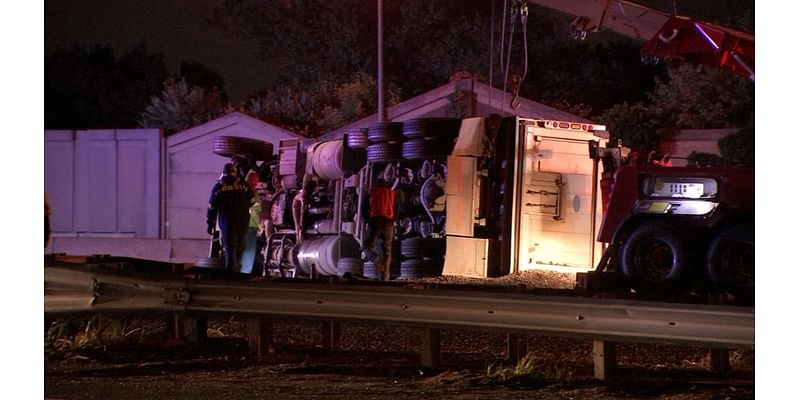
[44,265,754,349]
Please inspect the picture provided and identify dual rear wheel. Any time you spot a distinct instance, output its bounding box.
[620,222,754,295]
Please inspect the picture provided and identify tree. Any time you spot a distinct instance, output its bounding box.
[600,63,755,156]
[601,102,669,153]
[45,43,169,129]
[210,0,376,85]
[244,74,401,137]
[210,1,663,118]
[718,117,755,166]
[523,40,665,116]
[244,82,320,137]
[138,78,229,135]
[649,64,754,129]
[180,61,228,100]
[317,73,402,131]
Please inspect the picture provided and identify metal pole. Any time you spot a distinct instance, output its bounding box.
[377,0,386,122]
[590,156,599,268]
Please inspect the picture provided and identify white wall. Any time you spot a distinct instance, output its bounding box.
[165,113,309,240]
[45,129,162,238]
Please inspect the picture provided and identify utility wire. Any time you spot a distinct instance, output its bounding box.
[489,0,495,109]
[499,0,509,111]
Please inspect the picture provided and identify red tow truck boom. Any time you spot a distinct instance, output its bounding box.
[528,0,755,81]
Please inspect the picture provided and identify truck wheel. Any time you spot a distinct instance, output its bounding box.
[707,225,754,291]
[367,143,402,162]
[401,118,461,139]
[212,136,274,160]
[367,122,403,143]
[621,222,685,287]
[402,139,451,160]
[337,257,364,277]
[401,237,445,258]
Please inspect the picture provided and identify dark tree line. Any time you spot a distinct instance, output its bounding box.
[45,43,227,129]
[45,43,168,129]
[45,0,754,161]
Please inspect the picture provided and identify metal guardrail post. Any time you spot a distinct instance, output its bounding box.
[181,315,207,344]
[322,320,341,351]
[506,333,528,364]
[248,316,275,358]
[420,328,441,368]
[593,340,617,380]
[711,348,731,377]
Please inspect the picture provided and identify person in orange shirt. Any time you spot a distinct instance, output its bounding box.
[364,176,399,281]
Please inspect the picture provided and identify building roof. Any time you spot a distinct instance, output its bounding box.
[166,111,307,150]
[318,79,596,141]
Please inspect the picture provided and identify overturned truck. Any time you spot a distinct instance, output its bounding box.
[211,115,754,301]
[235,116,610,281]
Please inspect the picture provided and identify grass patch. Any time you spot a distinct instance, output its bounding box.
[486,352,578,381]
[46,316,167,355]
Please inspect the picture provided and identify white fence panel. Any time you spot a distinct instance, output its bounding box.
[44,130,75,232]
[44,129,162,238]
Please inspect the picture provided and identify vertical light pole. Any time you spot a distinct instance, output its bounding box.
[377,0,386,122]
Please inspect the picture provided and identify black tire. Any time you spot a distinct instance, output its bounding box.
[195,257,225,269]
[337,257,364,277]
[402,139,449,160]
[347,128,370,149]
[364,260,400,280]
[402,118,461,139]
[401,237,424,258]
[212,136,274,160]
[367,122,403,143]
[620,222,686,287]
[400,258,443,278]
[400,259,426,278]
[363,261,377,279]
[367,143,402,162]
[707,225,754,291]
[400,237,445,258]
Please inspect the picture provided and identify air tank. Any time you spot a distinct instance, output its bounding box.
[295,235,361,276]
[309,140,343,180]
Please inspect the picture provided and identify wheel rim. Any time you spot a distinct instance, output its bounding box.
[721,240,755,287]
[632,238,676,282]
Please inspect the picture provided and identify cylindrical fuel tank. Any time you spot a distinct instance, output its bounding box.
[295,235,361,276]
[311,219,337,235]
[309,140,343,180]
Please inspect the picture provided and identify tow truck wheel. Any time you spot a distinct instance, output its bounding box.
[621,222,686,287]
[707,225,754,292]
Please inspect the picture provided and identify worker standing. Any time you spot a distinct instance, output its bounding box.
[364,176,399,281]
[207,163,255,272]
[241,169,264,274]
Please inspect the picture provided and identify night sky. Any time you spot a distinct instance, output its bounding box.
[45,0,277,102]
[22,3,800,397]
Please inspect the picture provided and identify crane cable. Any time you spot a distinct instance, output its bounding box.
[501,0,529,110]
[499,0,509,112]
[488,0,495,110]
[502,3,516,110]
[513,1,529,109]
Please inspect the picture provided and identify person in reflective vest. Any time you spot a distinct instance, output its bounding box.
[207,163,256,272]
[364,176,399,281]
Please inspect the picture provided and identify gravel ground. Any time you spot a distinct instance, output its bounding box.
[44,270,755,399]
[408,270,578,289]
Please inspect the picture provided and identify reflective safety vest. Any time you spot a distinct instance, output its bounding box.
[369,186,396,220]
